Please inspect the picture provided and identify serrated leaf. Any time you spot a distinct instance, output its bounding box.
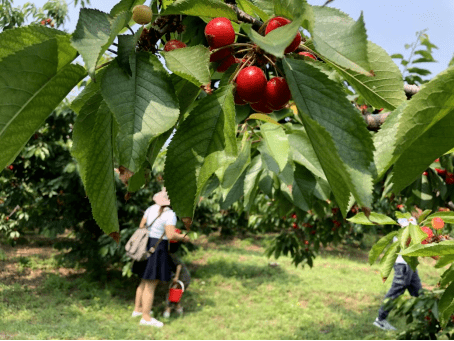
[249,113,280,125]
[72,92,104,184]
[71,9,131,80]
[0,26,76,67]
[260,123,289,172]
[84,101,119,235]
[0,38,86,171]
[236,0,270,22]
[101,53,179,173]
[110,0,145,16]
[373,102,407,181]
[401,240,454,257]
[161,45,211,87]
[250,0,274,16]
[347,212,398,225]
[284,58,374,213]
[422,212,454,225]
[369,230,399,265]
[147,129,172,168]
[441,265,454,287]
[220,170,247,209]
[242,17,302,58]
[273,0,314,31]
[244,155,263,210]
[408,224,429,245]
[161,0,237,20]
[292,163,316,211]
[439,281,454,327]
[170,74,201,116]
[117,29,142,77]
[164,85,237,218]
[435,255,454,269]
[222,140,251,190]
[380,238,401,281]
[312,6,371,76]
[389,67,454,193]
[287,128,325,180]
[127,165,146,192]
[334,41,406,111]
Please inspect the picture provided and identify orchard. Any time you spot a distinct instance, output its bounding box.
[1,0,454,337]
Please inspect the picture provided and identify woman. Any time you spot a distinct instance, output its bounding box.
[131,187,190,327]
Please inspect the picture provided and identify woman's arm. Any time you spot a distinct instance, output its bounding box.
[139,216,147,229]
[165,225,190,242]
[173,264,182,283]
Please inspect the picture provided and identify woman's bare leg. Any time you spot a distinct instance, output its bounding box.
[141,279,159,321]
[134,279,146,313]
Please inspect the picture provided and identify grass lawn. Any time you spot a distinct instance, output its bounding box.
[0,233,444,340]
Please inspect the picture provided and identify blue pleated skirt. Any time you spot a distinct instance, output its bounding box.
[132,237,171,281]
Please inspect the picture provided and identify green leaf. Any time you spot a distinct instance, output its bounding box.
[244,155,264,210]
[110,0,145,16]
[292,163,316,211]
[72,92,104,184]
[249,113,280,125]
[284,58,374,212]
[161,45,211,87]
[164,85,237,218]
[220,170,247,209]
[101,53,179,172]
[242,17,302,58]
[236,0,270,22]
[422,212,454,226]
[389,67,454,193]
[161,0,237,20]
[439,281,454,327]
[312,6,371,76]
[380,238,400,281]
[441,265,454,287]
[71,9,131,80]
[260,123,289,172]
[407,67,432,76]
[127,165,146,192]
[84,101,119,235]
[222,140,251,190]
[369,230,399,265]
[408,224,429,245]
[171,74,201,116]
[391,53,404,59]
[250,0,274,16]
[347,212,398,225]
[0,38,86,171]
[411,175,433,209]
[288,128,326,180]
[417,209,432,224]
[117,29,142,77]
[273,0,314,31]
[0,26,76,66]
[435,255,454,269]
[334,41,406,111]
[147,130,172,168]
[401,240,454,257]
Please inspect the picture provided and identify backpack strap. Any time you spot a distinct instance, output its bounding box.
[144,206,168,255]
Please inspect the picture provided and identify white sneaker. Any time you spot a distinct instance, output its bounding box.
[140,318,164,328]
[131,310,153,317]
[373,318,397,331]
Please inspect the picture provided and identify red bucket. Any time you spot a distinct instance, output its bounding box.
[169,280,185,303]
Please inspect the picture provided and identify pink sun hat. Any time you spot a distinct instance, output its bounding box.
[153,187,171,206]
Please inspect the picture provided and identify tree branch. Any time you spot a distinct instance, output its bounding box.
[226,3,263,29]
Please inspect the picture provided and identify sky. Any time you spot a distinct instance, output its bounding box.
[12,0,454,80]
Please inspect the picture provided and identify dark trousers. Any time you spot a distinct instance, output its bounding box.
[378,263,422,320]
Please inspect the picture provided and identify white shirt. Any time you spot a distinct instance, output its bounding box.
[143,204,177,240]
[393,236,407,264]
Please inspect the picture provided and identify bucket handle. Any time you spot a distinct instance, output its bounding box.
[169,279,185,292]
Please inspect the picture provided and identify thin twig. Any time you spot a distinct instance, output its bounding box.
[127,24,134,35]
[95,61,112,71]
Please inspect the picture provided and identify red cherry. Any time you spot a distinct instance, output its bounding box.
[292,223,298,229]
[250,98,273,114]
[170,228,181,243]
[40,20,46,25]
[265,16,302,54]
[432,217,445,230]
[298,52,317,60]
[291,213,297,219]
[164,39,187,52]
[5,217,9,221]
[265,77,291,110]
[304,240,309,245]
[435,158,440,163]
[446,172,454,184]
[216,54,237,73]
[210,47,232,62]
[435,168,446,176]
[8,165,13,170]
[235,66,267,103]
[422,171,428,176]
[421,226,434,239]
[205,17,235,49]
[46,18,52,23]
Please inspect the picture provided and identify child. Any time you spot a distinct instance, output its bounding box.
[163,229,191,318]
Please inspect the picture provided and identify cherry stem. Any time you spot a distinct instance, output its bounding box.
[229,53,254,83]
[235,33,248,38]
[127,24,134,35]
[234,48,252,55]
[95,61,112,71]
[210,43,254,54]
[262,54,285,77]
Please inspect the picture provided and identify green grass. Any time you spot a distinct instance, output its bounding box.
[0,234,445,339]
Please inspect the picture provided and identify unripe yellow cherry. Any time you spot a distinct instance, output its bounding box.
[132,5,153,25]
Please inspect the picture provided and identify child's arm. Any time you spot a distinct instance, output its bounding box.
[173,264,182,283]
